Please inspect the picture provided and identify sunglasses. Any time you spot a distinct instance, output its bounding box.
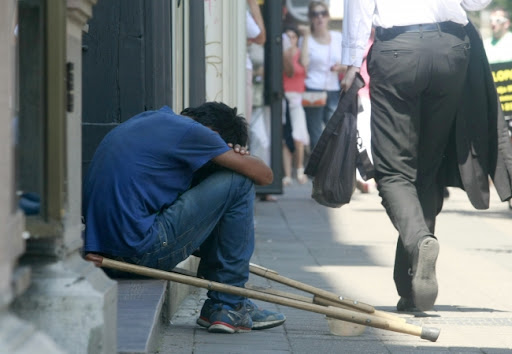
[490,16,509,25]
[311,10,328,18]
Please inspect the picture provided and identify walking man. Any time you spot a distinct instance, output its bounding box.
[341,0,494,311]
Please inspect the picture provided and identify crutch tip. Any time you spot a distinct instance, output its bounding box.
[420,327,440,342]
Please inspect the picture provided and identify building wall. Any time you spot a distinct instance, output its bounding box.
[0,0,25,314]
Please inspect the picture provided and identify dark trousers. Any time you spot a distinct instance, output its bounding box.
[369,25,470,298]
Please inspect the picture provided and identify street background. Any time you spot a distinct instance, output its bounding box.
[155,181,512,353]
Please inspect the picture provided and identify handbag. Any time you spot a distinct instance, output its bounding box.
[304,73,373,208]
[310,110,358,207]
[301,91,327,107]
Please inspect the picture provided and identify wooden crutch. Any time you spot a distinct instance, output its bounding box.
[85,254,440,342]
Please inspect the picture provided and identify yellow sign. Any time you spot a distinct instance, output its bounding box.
[490,61,512,115]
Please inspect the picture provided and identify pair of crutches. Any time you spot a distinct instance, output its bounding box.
[85,254,440,342]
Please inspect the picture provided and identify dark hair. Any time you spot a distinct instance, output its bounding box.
[491,7,511,21]
[283,25,300,39]
[181,102,248,146]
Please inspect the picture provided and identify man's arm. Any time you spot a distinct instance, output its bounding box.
[461,0,492,11]
[212,149,273,186]
[340,0,375,91]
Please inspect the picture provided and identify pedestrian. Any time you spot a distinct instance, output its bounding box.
[300,1,345,150]
[484,7,512,64]
[282,25,310,186]
[341,0,498,312]
[245,0,266,124]
[483,7,512,210]
[82,102,286,333]
[246,0,277,202]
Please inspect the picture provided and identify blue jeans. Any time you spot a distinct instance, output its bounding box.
[115,170,255,307]
[304,88,340,150]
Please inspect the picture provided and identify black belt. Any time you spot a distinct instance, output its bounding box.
[376,21,465,40]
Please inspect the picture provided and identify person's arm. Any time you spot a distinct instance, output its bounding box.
[247,0,266,45]
[340,0,375,91]
[461,0,492,11]
[283,46,295,78]
[212,147,273,186]
[298,25,310,70]
[331,63,347,74]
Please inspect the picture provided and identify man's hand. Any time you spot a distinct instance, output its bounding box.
[228,143,250,155]
[340,66,360,92]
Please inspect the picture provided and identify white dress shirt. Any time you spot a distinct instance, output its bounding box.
[341,0,493,67]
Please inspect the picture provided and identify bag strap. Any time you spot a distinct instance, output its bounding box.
[324,34,331,91]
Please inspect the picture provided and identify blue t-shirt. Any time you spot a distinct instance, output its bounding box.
[83,106,230,256]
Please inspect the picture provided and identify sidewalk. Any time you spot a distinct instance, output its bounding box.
[155,181,512,353]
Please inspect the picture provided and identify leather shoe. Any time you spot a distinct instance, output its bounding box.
[396,297,419,312]
[411,236,439,311]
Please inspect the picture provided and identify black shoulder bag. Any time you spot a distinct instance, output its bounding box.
[304,74,374,208]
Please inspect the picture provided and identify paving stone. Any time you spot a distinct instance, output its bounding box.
[152,186,512,353]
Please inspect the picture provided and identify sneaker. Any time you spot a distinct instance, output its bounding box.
[197,299,285,330]
[411,237,439,311]
[196,298,214,328]
[245,299,286,330]
[197,300,252,333]
[282,176,293,186]
[296,168,308,184]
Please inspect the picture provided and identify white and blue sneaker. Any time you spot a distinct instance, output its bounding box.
[197,300,252,333]
[197,298,285,331]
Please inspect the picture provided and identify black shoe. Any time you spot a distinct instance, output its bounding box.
[411,237,439,311]
[396,297,419,312]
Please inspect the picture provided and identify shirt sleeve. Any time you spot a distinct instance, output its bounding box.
[176,123,230,172]
[461,0,492,11]
[246,11,261,39]
[341,0,376,67]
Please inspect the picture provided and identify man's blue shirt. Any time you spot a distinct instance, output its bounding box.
[82,106,230,256]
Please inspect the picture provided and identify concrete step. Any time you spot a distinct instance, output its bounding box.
[114,256,200,354]
[117,279,167,354]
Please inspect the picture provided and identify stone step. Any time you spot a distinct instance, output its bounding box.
[117,279,167,354]
[115,256,200,354]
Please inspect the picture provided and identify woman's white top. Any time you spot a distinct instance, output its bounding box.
[304,30,342,91]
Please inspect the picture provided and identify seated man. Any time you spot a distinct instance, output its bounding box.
[82,102,285,333]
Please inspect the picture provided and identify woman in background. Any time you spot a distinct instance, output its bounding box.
[300,1,345,150]
[282,26,309,185]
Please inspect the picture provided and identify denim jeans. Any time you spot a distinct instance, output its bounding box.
[303,88,340,150]
[114,170,255,307]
